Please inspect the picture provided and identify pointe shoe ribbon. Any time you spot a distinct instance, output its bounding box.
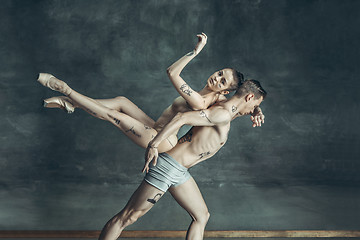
[43,96,75,114]
[37,73,72,96]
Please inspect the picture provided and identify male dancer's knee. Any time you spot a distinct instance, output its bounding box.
[108,209,143,230]
[193,210,210,226]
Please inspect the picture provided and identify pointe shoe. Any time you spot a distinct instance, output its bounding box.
[43,96,75,114]
[37,73,72,95]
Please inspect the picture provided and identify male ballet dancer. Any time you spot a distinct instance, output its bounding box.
[98,79,266,240]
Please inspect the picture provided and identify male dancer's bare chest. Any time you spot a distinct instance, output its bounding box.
[169,125,229,167]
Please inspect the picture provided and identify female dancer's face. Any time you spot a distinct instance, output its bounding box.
[206,68,237,93]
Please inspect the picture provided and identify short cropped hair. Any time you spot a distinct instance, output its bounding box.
[227,68,245,91]
[234,79,267,99]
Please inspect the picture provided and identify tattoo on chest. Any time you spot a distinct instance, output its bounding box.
[232,105,237,112]
[147,193,162,204]
[125,126,141,138]
[199,110,212,123]
[180,84,193,96]
[178,130,193,144]
[199,151,211,159]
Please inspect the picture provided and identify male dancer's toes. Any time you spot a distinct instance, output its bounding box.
[43,96,75,114]
[37,73,72,95]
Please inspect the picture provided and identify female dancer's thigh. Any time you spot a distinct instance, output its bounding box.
[96,96,155,128]
[106,109,177,152]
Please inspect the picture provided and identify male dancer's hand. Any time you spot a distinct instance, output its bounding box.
[250,106,265,127]
[194,32,207,55]
[143,144,159,173]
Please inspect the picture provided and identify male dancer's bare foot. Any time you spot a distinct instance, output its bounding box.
[37,73,72,96]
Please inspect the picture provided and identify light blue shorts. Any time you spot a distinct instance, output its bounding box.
[144,152,191,192]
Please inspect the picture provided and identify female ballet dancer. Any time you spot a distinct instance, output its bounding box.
[38,33,263,152]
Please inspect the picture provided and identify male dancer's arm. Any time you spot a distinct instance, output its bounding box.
[142,106,231,173]
[167,33,208,110]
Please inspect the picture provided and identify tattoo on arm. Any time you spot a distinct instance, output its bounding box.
[186,50,195,56]
[232,105,237,113]
[200,110,212,123]
[180,84,193,96]
[125,126,141,138]
[144,124,151,130]
[178,129,193,144]
[199,151,211,159]
[147,193,162,204]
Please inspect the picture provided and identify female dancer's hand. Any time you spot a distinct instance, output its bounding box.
[194,32,207,55]
[250,107,265,127]
[143,145,159,173]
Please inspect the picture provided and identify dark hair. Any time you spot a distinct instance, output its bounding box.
[234,79,267,99]
[227,69,245,91]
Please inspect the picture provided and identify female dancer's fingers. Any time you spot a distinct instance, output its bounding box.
[143,160,151,173]
[152,153,158,166]
[142,163,147,173]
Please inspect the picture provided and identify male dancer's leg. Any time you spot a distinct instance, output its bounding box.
[169,178,210,240]
[99,180,165,240]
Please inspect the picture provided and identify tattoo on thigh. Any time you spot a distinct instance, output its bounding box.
[232,105,237,112]
[178,129,193,144]
[200,110,212,123]
[199,151,211,159]
[144,124,151,130]
[84,107,97,116]
[147,193,162,204]
[180,84,193,96]
[125,126,141,137]
[108,114,121,125]
[186,50,195,56]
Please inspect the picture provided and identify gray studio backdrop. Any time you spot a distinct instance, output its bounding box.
[1,0,360,232]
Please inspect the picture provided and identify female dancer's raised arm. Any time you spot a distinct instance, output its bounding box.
[166,33,208,110]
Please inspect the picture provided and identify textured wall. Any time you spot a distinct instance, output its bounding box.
[1,0,360,232]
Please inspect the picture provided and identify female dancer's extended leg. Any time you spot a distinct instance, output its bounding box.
[37,73,175,152]
[45,95,155,128]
